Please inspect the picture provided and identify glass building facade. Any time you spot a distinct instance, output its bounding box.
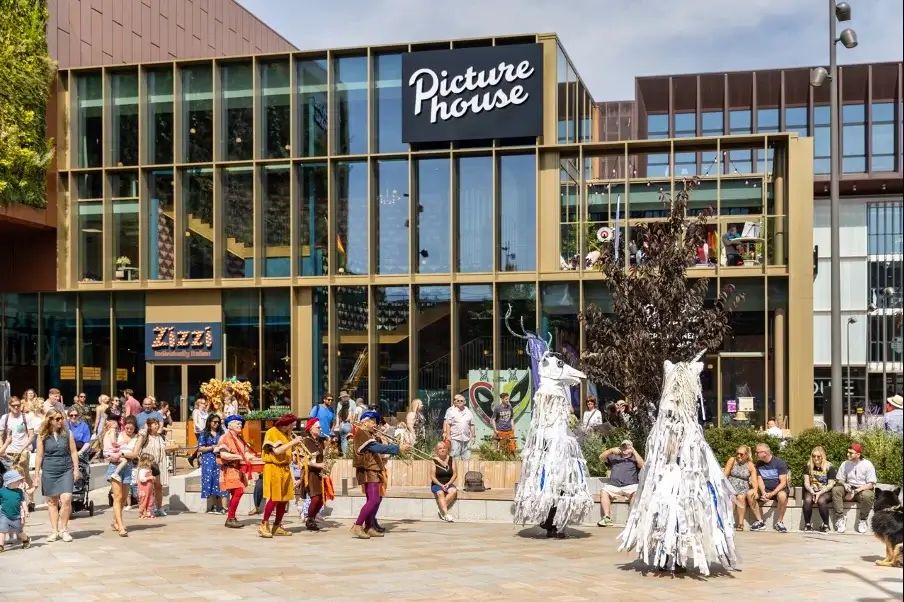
[29,35,814,429]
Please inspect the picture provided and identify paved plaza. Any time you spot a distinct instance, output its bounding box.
[2,502,901,602]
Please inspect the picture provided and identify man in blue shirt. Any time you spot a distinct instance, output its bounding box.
[885,395,903,436]
[136,397,164,431]
[309,393,335,438]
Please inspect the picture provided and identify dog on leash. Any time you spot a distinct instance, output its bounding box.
[870,487,903,567]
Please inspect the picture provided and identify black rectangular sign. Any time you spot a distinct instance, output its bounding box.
[401,43,544,144]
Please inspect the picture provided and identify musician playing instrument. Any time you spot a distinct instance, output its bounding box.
[215,415,260,529]
[351,410,412,539]
[258,414,303,538]
[300,418,331,531]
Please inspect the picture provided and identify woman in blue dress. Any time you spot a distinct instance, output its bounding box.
[197,415,226,514]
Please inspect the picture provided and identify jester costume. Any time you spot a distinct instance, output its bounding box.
[351,411,404,539]
[300,417,335,531]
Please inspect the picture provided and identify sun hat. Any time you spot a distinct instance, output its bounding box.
[3,470,23,488]
[887,394,903,410]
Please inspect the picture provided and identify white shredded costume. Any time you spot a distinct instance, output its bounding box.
[513,352,594,531]
[617,358,739,575]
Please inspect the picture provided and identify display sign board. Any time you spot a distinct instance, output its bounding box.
[145,322,222,361]
[401,43,544,144]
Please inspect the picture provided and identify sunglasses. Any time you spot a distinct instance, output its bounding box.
[52,416,64,421]
[68,414,79,418]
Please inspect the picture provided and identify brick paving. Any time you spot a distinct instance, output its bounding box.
[1,501,901,601]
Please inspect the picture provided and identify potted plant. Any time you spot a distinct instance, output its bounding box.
[261,380,288,407]
[741,249,758,266]
[115,256,131,279]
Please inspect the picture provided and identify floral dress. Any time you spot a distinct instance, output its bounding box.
[198,431,226,499]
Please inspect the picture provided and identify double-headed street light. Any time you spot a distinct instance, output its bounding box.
[810,1,859,432]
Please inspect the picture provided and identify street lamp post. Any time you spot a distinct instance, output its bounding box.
[810,1,858,432]
[846,316,856,433]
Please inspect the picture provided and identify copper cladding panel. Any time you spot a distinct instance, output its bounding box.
[49,0,296,69]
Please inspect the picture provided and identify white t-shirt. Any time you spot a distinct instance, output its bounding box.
[444,407,474,442]
[836,459,877,487]
[0,413,36,454]
[582,409,603,429]
[766,426,784,438]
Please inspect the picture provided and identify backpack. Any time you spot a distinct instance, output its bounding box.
[463,471,488,492]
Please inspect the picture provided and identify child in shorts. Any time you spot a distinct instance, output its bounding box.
[0,470,30,552]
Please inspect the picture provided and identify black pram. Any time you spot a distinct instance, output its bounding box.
[71,450,95,516]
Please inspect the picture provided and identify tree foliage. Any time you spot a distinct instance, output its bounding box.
[0,0,54,208]
[580,178,743,433]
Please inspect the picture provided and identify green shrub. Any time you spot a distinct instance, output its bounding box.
[856,428,903,487]
[475,436,519,462]
[244,405,292,420]
[703,426,782,467]
[579,427,637,477]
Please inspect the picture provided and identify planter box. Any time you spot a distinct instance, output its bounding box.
[330,458,522,489]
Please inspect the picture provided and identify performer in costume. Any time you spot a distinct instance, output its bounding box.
[258,414,303,538]
[617,357,739,575]
[513,349,594,538]
[215,415,260,529]
[299,417,335,531]
[351,410,412,539]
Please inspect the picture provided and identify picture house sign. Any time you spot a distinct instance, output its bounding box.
[401,43,544,144]
[145,322,222,361]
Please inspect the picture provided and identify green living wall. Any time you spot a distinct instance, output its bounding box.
[0,0,54,208]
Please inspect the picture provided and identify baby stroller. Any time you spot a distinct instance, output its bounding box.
[71,450,95,516]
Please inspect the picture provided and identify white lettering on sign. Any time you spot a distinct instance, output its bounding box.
[409,61,535,124]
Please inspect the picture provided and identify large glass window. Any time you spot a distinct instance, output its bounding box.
[312,287,329,401]
[540,282,580,401]
[80,293,111,402]
[260,61,290,159]
[111,172,139,281]
[415,286,452,425]
[375,286,410,414]
[262,165,291,278]
[298,163,329,276]
[147,170,175,280]
[701,111,723,174]
[297,59,328,157]
[222,166,254,278]
[720,356,766,428]
[559,157,579,269]
[842,103,866,173]
[220,62,253,162]
[375,159,409,274]
[182,65,213,164]
[499,154,536,271]
[113,292,146,398]
[223,289,259,408]
[110,70,139,166]
[498,284,536,426]
[1,294,40,388]
[674,112,696,176]
[871,102,895,172]
[146,68,174,165]
[262,288,291,409]
[183,168,214,279]
[785,106,808,138]
[335,286,368,400]
[814,105,830,175]
[334,56,368,156]
[457,285,493,419]
[867,202,904,256]
[335,161,368,275]
[756,108,779,173]
[457,156,493,273]
[41,293,77,403]
[415,158,450,274]
[373,54,405,154]
[76,73,103,168]
[728,110,752,174]
[78,201,103,282]
[720,279,766,352]
[646,114,669,176]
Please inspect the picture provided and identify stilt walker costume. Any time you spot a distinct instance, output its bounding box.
[258,414,303,538]
[617,357,739,575]
[513,349,594,538]
[351,411,411,539]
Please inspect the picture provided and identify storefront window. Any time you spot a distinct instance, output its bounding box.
[41,293,77,403]
[80,293,111,401]
[498,154,536,271]
[312,287,329,400]
[1,294,40,389]
[498,283,536,367]
[415,158,450,274]
[183,168,214,279]
[76,73,103,168]
[333,56,368,156]
[373,54,405,154]
[720,278,766,352]
[335,286,368,401]
[78,202,103,282]
[113,292,145,398]
[110,70,139,166]
[146,67,174,165]
[457,156,493,273]
[415,286,451,424]
[147,170,174,280]
[111,172,139,281]
[182,65,213,164]
[376,159,409,274]
[297,59,328,157]
[375,286,410,414]
[222,166,254,278]
[721,357,766,429]
[220,62,254,162]
[334,161,368,275]
[262,165,291,277]
[871,103,896,172]
[260,61,290,159]
[262,288,291,409]
[223,289,260,408]
[457,285,493,409]
[541,282,580,408]
[298,163,329,276]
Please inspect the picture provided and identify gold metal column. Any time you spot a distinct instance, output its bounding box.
[774,307,786,423]
[293,287,314,416]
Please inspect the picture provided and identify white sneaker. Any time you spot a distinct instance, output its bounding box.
[46,531,59,543]
[155,508,168,517]
[444,514,455,523]
[835,518,846,533]
[60,531,73,543]
[124,505,133,512]
[856,519,868,534]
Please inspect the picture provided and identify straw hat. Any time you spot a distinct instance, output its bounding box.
[888,394,903,410]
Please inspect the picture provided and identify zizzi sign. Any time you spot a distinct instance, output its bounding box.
[401,44,544,144]
[145,323,222,361]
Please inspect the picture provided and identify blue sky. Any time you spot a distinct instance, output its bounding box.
[238,0,902,101]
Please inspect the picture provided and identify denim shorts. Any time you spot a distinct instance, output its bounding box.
[106,462,134,486]
[0,514,22,534]
[431,484,457,495]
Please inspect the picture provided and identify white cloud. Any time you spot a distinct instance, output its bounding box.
[240,0,902,100]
